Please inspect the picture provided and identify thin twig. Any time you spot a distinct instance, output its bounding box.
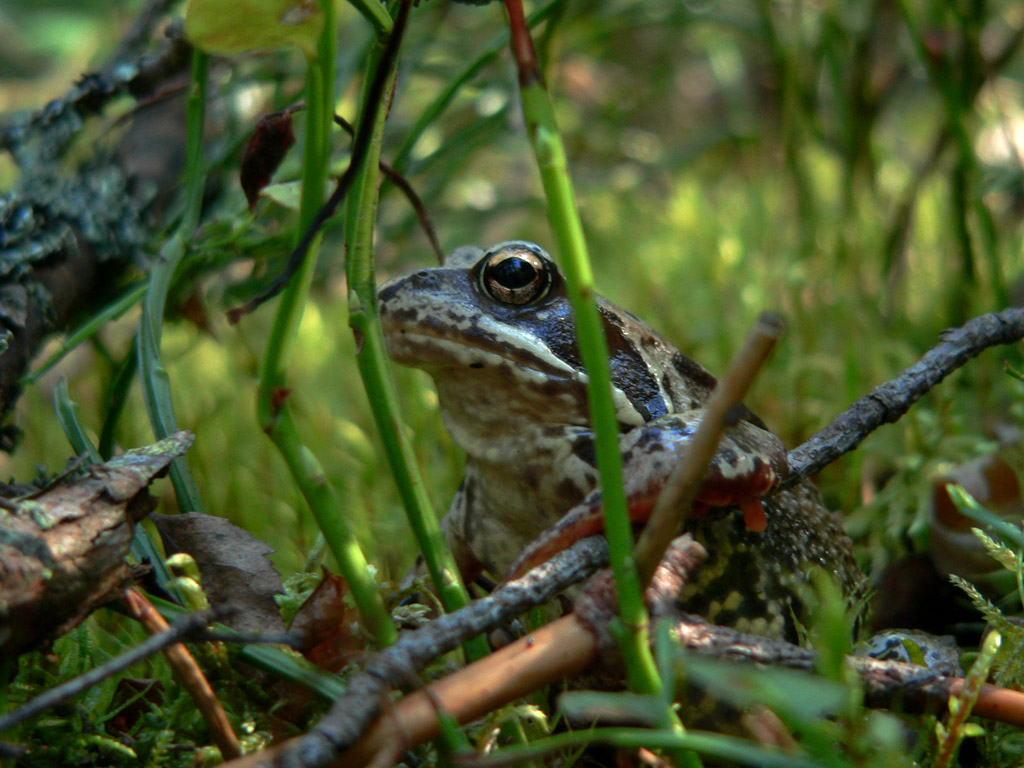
[0,602,220,734]
[633,313,784,586]
[0,21,191,154]
[332,114,444,262]
[783,307,1024,486]
[123,588,241,759]
[226,0,414,323]
[230,543,1024,768]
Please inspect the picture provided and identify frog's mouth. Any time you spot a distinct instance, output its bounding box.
[384,329,582,387]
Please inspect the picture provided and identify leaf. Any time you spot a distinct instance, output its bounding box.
[259,180,304,211]
[184,0,324,60]
[240,110,296,211]
[558,691,666,727]
[288,568,367,672]
[151,512,286,634]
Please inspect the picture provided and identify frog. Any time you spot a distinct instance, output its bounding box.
[378,240,863,642]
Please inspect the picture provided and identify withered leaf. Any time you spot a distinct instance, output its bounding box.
[289,568,365,672]
[240,110,296,212]
[152,512,285,634]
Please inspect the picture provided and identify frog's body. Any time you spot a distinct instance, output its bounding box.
[379,241,862,642]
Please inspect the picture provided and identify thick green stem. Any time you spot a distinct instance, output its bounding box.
[509,8,698,761]
[344,31,487,661]
[519,80,645,649]
[257,0,396,648]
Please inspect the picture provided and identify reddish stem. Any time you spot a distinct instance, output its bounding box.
[503,0,542,85]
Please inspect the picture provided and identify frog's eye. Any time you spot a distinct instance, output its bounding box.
[479,247,554,305]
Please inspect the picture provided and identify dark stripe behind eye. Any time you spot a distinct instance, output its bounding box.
[599,307,668,423]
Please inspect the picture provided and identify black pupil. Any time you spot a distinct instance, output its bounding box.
[490,256,537,289]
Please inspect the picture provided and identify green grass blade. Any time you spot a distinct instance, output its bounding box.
[22,283,146,386]
[98,339,138,460]
[146,594,349,699]
[53,377,102,465]
[471,726,823,768]
[136,50,209,515]
[52,378,178,597]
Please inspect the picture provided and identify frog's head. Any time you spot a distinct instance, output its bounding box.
[378,241,717,433]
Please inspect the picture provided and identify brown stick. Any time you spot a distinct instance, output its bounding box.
[221,546,1024,768]
[783,307,1024,486]
[123,588,241,759]
[503,0,541,87]
[633,313,784,585]
[337,615,596,768]
[225,608,1024,768]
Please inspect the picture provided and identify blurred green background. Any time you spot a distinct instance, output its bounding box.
[1,0,1023,587]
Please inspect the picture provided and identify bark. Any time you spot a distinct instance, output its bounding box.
[0,431,193,659]
[0,20,192,429]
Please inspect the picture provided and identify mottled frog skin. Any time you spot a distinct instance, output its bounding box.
[379,241,862,642]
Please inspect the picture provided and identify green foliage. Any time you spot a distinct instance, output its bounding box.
[185,0,326,60]
[946,486,1024,767]
[7,622,205,768]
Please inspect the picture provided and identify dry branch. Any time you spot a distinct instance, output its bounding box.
[224,537,1024,768]
[219,537,608,768]
[0,431,194,658]
[783,307,1024,485]
[0,603,221,735]
[0,19,192,421]
[634,312,783,584]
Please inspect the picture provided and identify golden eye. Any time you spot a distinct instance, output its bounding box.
[479,246,554,305]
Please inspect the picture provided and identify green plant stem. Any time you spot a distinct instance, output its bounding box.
[508,8,697,763]
[137,50,208,514]
[517,78,645,665]
[934,630,1000,768]
[347,0,392,37]
[343,13,487,661]
[256,0,397,648]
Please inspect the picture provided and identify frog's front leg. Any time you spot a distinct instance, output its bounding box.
[441,468,560,585]
[504,411,787,581]
[439,475,488,585]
